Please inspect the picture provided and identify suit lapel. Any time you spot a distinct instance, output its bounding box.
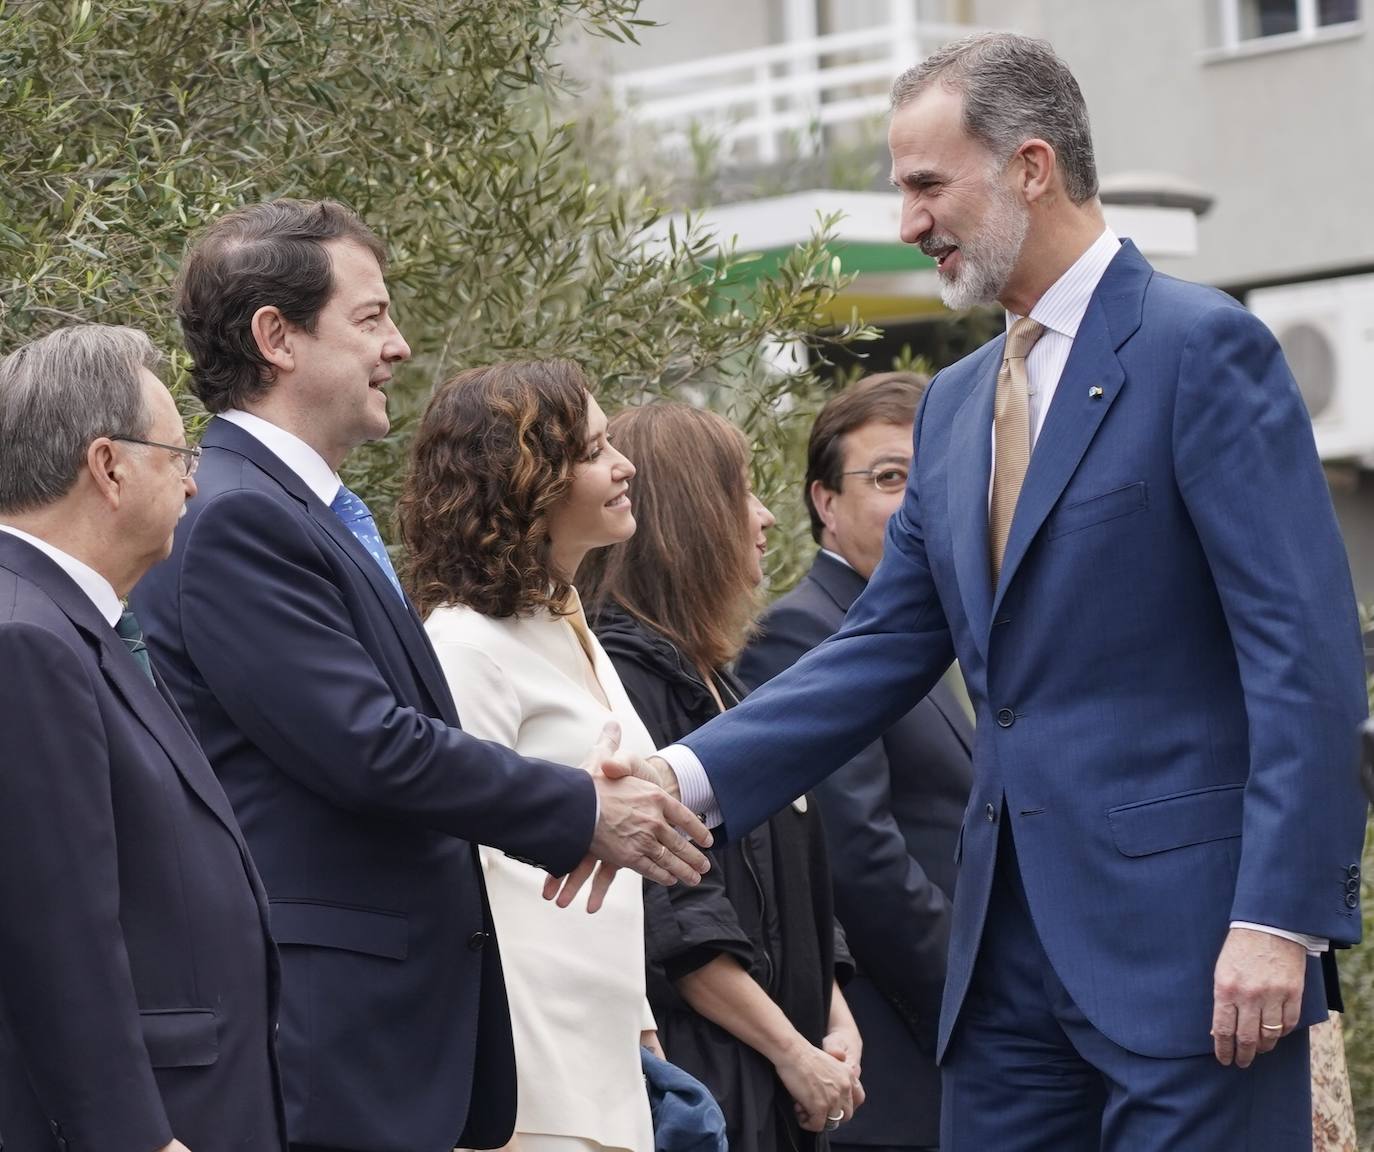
[807,551,868,615]
[205,419,456,718]
[947,343,1001,664]
[991,243,1150,618]
[306,502,455,716]
[0,535,249,846]
[811,546,975,752]
[97,641,248,842]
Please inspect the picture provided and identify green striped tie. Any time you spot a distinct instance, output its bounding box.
[115,607,155,683]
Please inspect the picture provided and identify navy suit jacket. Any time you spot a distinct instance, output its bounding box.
[738,551,972,1147]
[0,534,284,1152]
[133,418,597,1152]
[686,242,1368,1062]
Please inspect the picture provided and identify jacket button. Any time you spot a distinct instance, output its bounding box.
[1346,892,1359,909]
[996,708,1016,727]
[1347,877,1361,894]
[468,931,490,952]
[1348,863,1362,880]
[985,803,997,824]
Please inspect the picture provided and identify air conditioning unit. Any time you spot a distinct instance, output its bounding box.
[1246,273,1374,462]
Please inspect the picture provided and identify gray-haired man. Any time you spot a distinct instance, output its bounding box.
[0,325,284,1152]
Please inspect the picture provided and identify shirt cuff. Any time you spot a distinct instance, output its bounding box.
[656,744,722,829]
[1230,921,1328,956]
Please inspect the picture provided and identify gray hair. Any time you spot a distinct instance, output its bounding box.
[0,325,161,514]
[891,32,1099,204]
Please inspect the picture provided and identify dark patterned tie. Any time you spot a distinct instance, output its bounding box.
[115,606,155,683]
[330,484,406,602]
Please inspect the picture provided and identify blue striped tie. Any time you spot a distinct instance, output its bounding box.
[330,485,406,602]
[115,607,155,683]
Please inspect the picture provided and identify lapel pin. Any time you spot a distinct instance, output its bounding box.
[1089,386,1104,399]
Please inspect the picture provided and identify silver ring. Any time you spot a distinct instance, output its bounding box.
[824,1111,844,1130]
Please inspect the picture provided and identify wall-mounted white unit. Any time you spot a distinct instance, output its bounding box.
[1247,273,1374,462]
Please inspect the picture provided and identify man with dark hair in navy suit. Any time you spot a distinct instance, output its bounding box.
[0,324,284,1152]
[739,373,973,1152]
[133,199,710,1152]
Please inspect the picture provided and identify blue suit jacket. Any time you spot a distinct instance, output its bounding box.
[0,534,284,1152]
[688,242,1368,1061]
[738,551,973,1147]
[133,418,597,1152]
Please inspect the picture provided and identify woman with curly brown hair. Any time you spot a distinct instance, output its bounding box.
[397,359,658,1152]
[579,403,864,1152]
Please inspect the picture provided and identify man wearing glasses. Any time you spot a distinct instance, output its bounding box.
[738,373,972,1152]
[0,325,284,1152]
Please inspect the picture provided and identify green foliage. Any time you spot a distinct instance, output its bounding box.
[0,0,872,579]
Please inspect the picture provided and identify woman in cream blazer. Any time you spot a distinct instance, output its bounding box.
[398,359,657,1152]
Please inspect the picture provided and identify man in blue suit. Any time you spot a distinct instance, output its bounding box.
[579,32,1368,1151]
[133,200,709,1152]
[0,325,285,1152]
[738,373,972,1152]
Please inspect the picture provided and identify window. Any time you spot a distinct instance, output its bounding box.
[1217,0,1361,48]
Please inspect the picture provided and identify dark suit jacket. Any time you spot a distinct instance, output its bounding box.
[0,533,284,1152]
[738,551,972,1148]
[686,242,1368,1067]
[132,418,597,1152]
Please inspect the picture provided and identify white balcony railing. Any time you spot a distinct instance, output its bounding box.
[612,3,984,165]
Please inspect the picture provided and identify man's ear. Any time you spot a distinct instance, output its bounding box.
[810,478,841,536]
[250,305,295,374]
[86,437,126,509]
[1015,138,1058,204]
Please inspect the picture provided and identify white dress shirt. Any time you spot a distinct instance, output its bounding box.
[665,228,1324,954]
[219,409,341,505]
[0,525,122,625]
[425,597,655,1152]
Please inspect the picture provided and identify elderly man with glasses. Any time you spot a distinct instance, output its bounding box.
[0,324,285,1152]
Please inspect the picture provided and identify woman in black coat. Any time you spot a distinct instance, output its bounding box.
[580,402,863,1152]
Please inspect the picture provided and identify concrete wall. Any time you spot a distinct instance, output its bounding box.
[584,0,778,73]
[970,0,1374,290]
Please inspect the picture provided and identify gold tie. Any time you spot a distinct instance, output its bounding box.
[989,316,1046,579]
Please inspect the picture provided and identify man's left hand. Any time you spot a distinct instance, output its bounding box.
[1211,926,1305,1068]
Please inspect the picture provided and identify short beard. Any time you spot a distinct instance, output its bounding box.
[935,171,1029,311]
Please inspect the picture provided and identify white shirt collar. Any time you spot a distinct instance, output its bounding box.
[819,547,857,572]
[0,524,123,626]
[219,409,341,506]
[1008,227,1121,339]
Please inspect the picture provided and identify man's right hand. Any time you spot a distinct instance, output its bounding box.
[549,723,711,912]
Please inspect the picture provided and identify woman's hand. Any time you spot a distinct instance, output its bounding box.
[773,1035,854,1133]
[641,1028,665,1061]
[823,983,866,1113]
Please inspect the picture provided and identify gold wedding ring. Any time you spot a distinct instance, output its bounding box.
[653,843,667,864]
[1260,1023,1283,1032]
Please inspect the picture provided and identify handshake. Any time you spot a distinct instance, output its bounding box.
[543,721,713,912]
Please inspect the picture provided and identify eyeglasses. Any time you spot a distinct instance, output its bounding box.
[841,465,909,494]
[111,436,202,478]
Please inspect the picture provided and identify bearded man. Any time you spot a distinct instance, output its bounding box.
[583,31,1369,1152]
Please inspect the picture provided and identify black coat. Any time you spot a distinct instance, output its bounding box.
[738,552,974,1149]
[593,604,852,1152]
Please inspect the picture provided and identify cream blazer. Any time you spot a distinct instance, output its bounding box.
[425,598,655,1152]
